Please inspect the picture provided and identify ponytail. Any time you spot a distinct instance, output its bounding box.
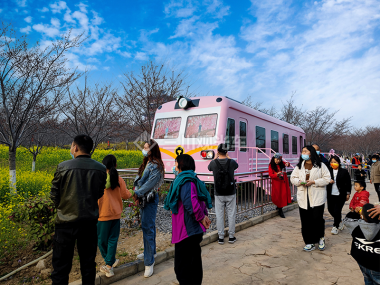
[102,154,120,190]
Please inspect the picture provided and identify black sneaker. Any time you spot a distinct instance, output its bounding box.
[218,238,224,245]
[228,237,237,244]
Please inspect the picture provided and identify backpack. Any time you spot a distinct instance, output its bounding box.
[214,159,235,195]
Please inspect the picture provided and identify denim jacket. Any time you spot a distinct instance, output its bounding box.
[134,162,163,197]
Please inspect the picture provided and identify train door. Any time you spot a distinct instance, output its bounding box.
[238,118,248,174]
[300,135,303,152]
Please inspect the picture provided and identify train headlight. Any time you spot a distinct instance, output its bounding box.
[178,97,190,109]
[200,150,215,159]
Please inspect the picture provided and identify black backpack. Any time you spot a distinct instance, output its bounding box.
[214,159,235,195]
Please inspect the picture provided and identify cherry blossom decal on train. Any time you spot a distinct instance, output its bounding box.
[153,117,182,139]
[185,114,218,138]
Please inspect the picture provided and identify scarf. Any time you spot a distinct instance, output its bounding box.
[164,170,213,214]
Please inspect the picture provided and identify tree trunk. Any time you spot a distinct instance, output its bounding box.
[9,149,17,194]
[32,155,37,172]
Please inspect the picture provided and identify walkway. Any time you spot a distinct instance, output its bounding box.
[114,183,378,285]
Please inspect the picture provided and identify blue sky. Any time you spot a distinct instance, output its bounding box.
[2,0,380,126]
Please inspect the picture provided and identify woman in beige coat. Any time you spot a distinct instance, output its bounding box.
[370,154,380,201]
[291,145,331,252]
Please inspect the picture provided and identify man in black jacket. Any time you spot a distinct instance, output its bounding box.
[50,135,107,285]
[312,144,329,167]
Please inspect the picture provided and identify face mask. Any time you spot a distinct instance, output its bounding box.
[373,160,377,163]
[172,166,179,177]
[301,154,310,161]
[70,152,75,159]
[330,163,339,169]
[316,151,320,155]
[142,149,149,157]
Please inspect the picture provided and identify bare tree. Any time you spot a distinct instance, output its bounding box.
[54,75,121,153]
[119,60,193,136]
[278,93,304,126]
[24,120,52,172]
[0,23,83,192]
[241,95,278,117]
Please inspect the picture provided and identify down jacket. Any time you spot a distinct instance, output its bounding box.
[290,161,331,209]
[370,161,380,184]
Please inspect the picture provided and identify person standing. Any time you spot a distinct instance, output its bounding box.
[164,154,212,285]
[370,155,380,201]
[268,153,291,218]
[352,153,361,169]
[312,144,329,167]
[208,144,239,245]
[50,135,107,285]
[133,139,164,278]
[290,145,331,252]
[354,164,367,182]
[326,156,351,235]
[97,155,133,277]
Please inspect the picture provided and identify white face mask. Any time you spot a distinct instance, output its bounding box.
[142,149,149,157]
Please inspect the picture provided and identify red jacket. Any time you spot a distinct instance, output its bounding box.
[349,190,369,210]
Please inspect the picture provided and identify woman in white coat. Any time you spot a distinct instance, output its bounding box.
[291,145,331,252]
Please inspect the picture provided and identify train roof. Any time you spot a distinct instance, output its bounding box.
[156,96,305,134]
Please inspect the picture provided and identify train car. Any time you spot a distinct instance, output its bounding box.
[151,96,306,182]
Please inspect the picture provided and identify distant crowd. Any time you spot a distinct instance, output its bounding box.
[49,136,380,285]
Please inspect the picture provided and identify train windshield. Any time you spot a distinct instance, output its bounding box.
[153,117,181,139]
[185,114,218,138]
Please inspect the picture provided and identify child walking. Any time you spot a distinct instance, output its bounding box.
[346,181,370,220]
[354,164,367,182]
[344,204,380,284]
[98,154,133,277]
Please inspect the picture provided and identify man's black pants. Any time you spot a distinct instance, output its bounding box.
[374,183,380,201]
[51,221,98,285]
[174,233,203,285]
[327,195,346,228]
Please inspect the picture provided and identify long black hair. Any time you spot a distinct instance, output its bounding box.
[102,154,120,190]
[329,155,341,167]
[176,154,196,171]
[270,157,285,172]
[138,139,165,177]
[296,145,321,169]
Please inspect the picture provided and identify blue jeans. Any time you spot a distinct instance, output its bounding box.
[359,264,380,285]
[140,193,158,266]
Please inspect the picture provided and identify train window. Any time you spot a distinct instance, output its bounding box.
[185,114,218,138]
[283,134,289,154]
[292,136,298,155]
[153,117,182,139]
[225,118,235,151]
[271,130,279,152]
[240,121,247,152]
[256,126,266,152]
[300,136,303,152]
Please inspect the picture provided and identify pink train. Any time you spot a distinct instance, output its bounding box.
[152,96,306,182]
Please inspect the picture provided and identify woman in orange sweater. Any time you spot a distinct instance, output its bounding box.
[98,154,133,277]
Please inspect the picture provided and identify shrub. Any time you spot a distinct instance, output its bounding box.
[11,195,56,249]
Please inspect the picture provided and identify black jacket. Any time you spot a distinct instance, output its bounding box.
[354,169,367,181]
[319,154,329,167]
[50,155,107,224]
[326,167,352,200]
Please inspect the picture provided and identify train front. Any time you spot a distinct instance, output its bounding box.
[151,96,225,182]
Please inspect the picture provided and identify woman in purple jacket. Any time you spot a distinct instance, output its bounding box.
[165,154,212,285]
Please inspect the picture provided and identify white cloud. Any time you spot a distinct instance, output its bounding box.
[72,10,89,30]
[38,7,49,12]
[24,16,32,23]
[135,52,148,61]
[63,10,75,23]
[84,34,121,56]
[78,3,87,13]
[20,26,31,34]
[51,18,60,28]
[103,66,110,71]
[32,24,60,37]
[15,0,27,7]
[117,51,132,58]
[164,0,196,18]
[50,1,68,13]
[0,9,2,13]
[206,0,230,18]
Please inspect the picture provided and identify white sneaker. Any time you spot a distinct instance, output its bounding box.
[137,253,157,260]
[144,262,155,278]
[331,227,339,235]
[318,237,326,251]
[112,259,119,268]
[99,265,114,277]
[338,222,345,231]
